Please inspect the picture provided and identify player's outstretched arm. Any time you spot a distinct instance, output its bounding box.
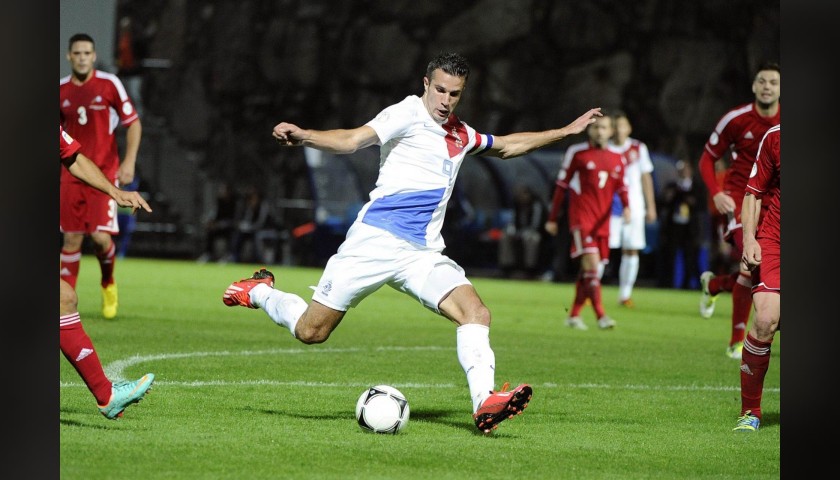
[486,108,602,159]
[67,151,152,213]
[272,122,379,154]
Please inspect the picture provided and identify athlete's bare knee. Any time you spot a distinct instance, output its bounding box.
[440,285,491,327]
[91,233,112,252]
[752,310,778,338]
[294,324,332,344]
[293,308,340,344]
[59,280,78,315]
[63,234,84,251]
[469,304,491,326]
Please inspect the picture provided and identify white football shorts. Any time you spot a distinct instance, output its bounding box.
[311,222,471,314]
[609,213,647,250]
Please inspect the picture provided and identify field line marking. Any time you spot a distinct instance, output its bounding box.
[58,346,778,393]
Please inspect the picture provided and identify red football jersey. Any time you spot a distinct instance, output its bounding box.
[556,141,627,237]
[703,102,780,213]
[745,124,780,242]
[59,70,138,181]
[59,125,81,160]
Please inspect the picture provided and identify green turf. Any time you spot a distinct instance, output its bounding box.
[60,257,780,479]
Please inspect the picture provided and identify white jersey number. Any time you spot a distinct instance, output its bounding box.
[76,106,88,125]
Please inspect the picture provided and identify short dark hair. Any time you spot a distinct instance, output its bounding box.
[68,33,95,51]
[426,52,470,81]
[611,109,628,121]
[755,61,780,77]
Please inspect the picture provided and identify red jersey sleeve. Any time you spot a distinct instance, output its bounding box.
[746,125,781,241]
[59,125,81,161]
[698,150,720,197]
[107,76,139,127]
[746,125,781,199]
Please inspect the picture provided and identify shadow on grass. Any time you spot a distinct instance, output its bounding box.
[59,416,114,429]
[249,406,347,421]
[410,408,525,437]
[245,406,525,437]
[760,411,780,428]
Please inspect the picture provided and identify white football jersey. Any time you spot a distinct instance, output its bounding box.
[359,95,493,250]
[608,138,653,215]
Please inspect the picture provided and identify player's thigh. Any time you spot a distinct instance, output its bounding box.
[396,251,471,314]
[311,251,390,311]
[310,223,398,311]
[300,300,346,332]
[570,227,599,260]
[88,189,119,234]
[59,182,88,232]
[751,239,780,292]
[438,283,488,326]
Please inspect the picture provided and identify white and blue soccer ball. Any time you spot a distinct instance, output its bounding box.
[355,385,410,434]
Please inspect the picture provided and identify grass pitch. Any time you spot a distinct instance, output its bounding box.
[60,257,780,479]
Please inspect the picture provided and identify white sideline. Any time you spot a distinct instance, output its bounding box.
[58,346,780,393]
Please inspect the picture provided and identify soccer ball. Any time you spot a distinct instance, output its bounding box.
[355,385,410,434]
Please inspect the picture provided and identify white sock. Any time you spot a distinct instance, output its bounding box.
[456,324,496,413]
[249,283,306,338]
[618,254,639,301]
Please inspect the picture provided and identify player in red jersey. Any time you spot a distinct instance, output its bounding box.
[733,124,780,432]
[697,62,780,360]
[545,114,630,330]
[60,125,155,419]
[60,33,143,319]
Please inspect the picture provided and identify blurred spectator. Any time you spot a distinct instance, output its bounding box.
[230,185,282,264]
[198,182,238,263]
[659,160,703,289]
[115,16,147,117]
[498,185,547,278]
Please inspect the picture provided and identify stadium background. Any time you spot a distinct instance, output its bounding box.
[59,0,780,285]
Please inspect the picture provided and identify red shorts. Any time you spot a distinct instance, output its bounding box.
[60,179,119,235]
[570,227,609,261]
[751,237,780,294]
[723,219,744,252]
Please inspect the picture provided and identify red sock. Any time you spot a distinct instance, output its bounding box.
[709,271,738,295]
[583,270,606,318]
[569,277,585,317]
[97,240,117,287]
[730,279,752,346]
[60,313,112,405]
[739,333,772,418]
[60,249,81,289]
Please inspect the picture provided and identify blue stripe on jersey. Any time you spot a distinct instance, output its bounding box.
[361,188,446,246]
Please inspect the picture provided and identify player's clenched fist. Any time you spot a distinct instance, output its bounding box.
[272,122,306,146]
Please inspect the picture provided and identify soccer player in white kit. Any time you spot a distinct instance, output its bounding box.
[607,111,656,307]
[222,52,602,433]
